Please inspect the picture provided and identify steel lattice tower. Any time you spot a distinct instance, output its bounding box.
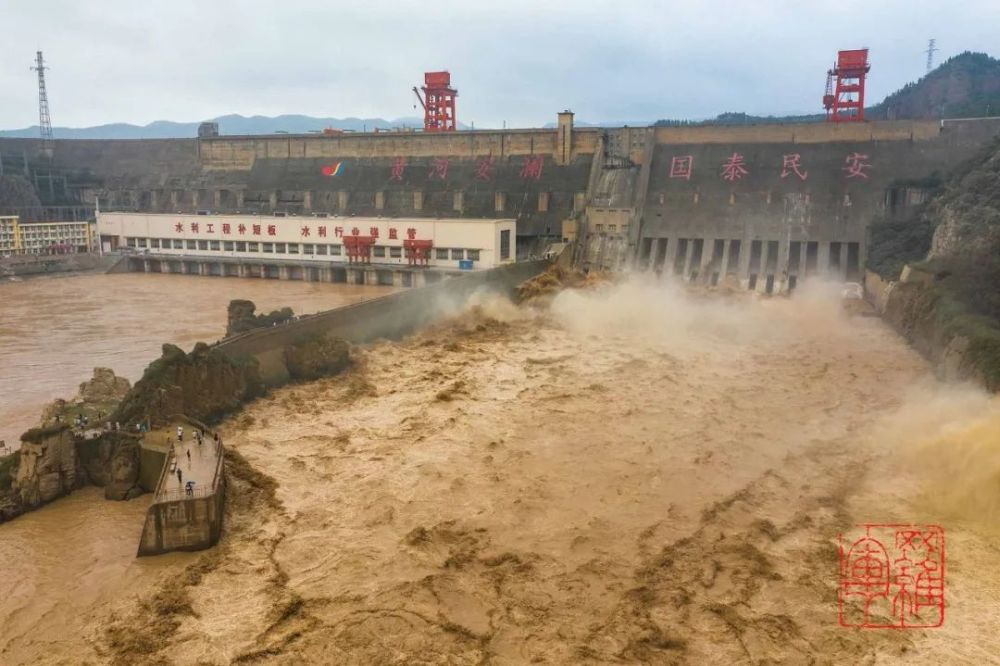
[31,51,54,152]
[925,39,938,74]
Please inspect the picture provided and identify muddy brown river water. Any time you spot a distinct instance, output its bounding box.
[2,274,999,665]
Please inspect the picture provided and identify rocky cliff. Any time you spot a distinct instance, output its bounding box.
[13,424,82,509]
[871,136,1000,391]
[226,299,295,337]
[112,342,265,427]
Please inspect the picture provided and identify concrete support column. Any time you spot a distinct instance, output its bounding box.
[317,267,329,282]
[150,190,159,211]
[737,238,752,286]
[719,240,732,280]
[337,191,348,210]
[757,242,770,292]
[681,240,695,280]
[192,190,201,211]
[698,237,714,283]
[278,265,290,280]
[799,242,808,276]
[839,243,850,281]
[375,191,385,210]
[393,270,406,287]
[214,190,222,209]
[170,191,180,210]
[775,240,790,292]
[199,262,209,277]
[237,191,245,211]
[365,268,378,285]
[237,264,248,278]
[495,192,506,213]
[412,270,426,288]
[260,264,267,278]
[453,191,464,212]
[269,191,278,212]
[818,242,831,275]
[143,259,151,273]
[303,191,313,212]
[664,236,680,276]
[414,191,423,211]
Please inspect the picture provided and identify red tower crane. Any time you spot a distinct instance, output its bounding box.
[413,71,457,132]
[823,49,870,123]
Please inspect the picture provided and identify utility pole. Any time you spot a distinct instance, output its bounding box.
[30,51,54,157]
[925,39,938,74]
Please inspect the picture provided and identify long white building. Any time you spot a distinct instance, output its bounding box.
[97,213,516,270]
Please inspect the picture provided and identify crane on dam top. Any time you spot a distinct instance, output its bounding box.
[823,49,870,123]
[413,71,458,132]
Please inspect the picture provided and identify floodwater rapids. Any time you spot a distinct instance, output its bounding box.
[2,273,999,664]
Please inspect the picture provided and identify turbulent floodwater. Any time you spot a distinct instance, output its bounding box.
[3,275,1000,664]
[0,273,395,450]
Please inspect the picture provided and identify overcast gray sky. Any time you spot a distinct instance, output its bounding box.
[1,0,997,129]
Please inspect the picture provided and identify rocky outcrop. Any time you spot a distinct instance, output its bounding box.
[78,433,143,500]
[113,342,265,428]
[881,268,1000,391]
[79,367,132,404]
[284,335,351,381]
[226,299,295,337]
[13,424,82,508]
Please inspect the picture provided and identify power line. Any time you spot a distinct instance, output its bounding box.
[925,38,938,74]
[30,50,54,155]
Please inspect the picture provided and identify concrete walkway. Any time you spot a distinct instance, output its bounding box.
[155,427,223,501]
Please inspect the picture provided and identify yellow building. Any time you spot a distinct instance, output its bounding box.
[0,216,96,256]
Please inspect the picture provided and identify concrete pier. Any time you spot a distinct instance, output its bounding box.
[137,422,225,557]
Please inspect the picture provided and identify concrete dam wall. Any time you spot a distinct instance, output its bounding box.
[217,259,548,386]
[4,115,1000,279]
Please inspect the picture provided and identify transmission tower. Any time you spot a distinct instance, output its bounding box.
[31,50,54,155]
[925,39,938,74]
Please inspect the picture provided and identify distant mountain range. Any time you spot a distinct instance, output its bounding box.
[4,52,997,138]
[0,114,445,139]
[654,51,1000,127]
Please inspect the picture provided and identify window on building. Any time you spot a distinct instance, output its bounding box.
[263,243,274,253]
[287,243,299,254]
[316,245,328,255]
[186,240,197,250]
[303,244,314,254]
[467,249,480,261]
[150,238,160,249]
[209,240,221,251]
[126,237,137,247]
[137,238,148,248]
[235,241,246,252]
[609,224,617,233]
[198,240,208,250]
[595,224,604,232]
[174,239,184,249]
[436,248,449,260]
[331,244,342,256]
[247,242,259,252]
[223,241,234,251]
[389,246,401,258]
[500,230,511,260]
[373,246,386,258]
[275,243,287,253]
[451,248,464,260]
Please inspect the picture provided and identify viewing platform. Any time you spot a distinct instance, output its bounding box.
[137,420,225,556]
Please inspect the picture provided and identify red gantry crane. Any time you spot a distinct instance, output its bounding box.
[413,71,458,132]
[823,49,871,123]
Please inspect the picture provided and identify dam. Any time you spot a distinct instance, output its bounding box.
[5,113,1000,293]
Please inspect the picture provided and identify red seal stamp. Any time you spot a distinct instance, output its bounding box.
[838,524,945,628]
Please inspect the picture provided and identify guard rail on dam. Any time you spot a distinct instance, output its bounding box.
[217,259,548,386]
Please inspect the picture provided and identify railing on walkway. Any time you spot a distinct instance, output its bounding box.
[152,425,224,503]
